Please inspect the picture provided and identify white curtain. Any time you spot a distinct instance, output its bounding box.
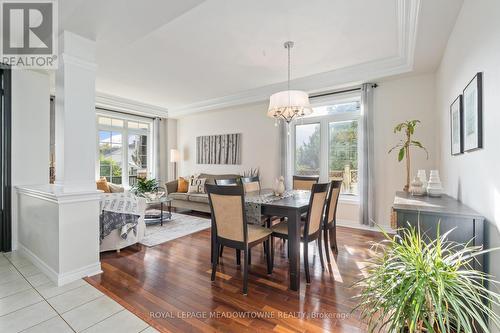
[359,83,376,226]
[152,118,162,183]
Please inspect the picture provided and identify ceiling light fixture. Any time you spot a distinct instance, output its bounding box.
[267,41,312,125]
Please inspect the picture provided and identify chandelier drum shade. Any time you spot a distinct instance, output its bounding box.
[267,90,312,121]
[268,41,312,123]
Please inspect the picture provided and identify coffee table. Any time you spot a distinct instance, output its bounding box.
[144,196,172,226]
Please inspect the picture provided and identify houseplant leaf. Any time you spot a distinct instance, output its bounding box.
[398,147,405,162]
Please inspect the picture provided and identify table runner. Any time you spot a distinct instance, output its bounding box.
[244,190,296,225]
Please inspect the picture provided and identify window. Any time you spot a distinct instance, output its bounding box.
[292,99,360,196]
[128,134,148,184]
[98,130,123,184]
[295,123,320,176]
[97,113,153,186]
[329,120,358,195]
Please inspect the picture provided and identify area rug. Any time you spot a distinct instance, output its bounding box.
[140,213,211,247]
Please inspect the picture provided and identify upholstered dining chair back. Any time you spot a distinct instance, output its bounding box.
[215,178,239,186]
[292,175,319,191]
[206,184,246,243]
[241,176,260,193]
[304,183,329,236]
[326,181,343,225]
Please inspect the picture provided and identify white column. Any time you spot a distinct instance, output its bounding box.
[55,31,97,192]
[15,31,102,286]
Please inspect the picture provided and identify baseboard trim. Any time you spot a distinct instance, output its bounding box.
[18,243,102,286]
[337,219,394,234]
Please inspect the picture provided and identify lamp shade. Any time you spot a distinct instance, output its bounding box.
[267,90,313,121]
[170,149,180,162]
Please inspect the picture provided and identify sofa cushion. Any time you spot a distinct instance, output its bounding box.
[108,183,125,193]
[188,177,207,193]
[168,192,189,201]
[96,177,111,193]
[188,193,209,204]
[177,177,189,193]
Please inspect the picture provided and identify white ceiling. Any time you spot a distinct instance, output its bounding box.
[58,0,463,117]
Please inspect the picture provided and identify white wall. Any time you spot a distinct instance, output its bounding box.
[11,70,51,250]
[435,1,500,328]
[177,102,280,188]
[374,73,438,226]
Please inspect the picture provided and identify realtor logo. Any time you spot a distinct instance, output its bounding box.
[1,0,58,68]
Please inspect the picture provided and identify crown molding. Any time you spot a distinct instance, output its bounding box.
[169,0,421,118]
[96,92,169,118]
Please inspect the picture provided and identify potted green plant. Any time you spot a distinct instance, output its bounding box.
[388,120,428,192]
[131,178,163,199]
[353,226,500,333]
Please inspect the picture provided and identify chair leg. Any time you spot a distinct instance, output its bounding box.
[331,227,338,254]
[270,237,275,270]
[219,245,224,257]
[236,249,241,266]
[304,242,311,284]
[211,242,218,281]
[210,237,213,263]
[287,239,290,259]
[323,228,331,264]
[265,238,273,274]
[248,248,252,265]
[317,235,325,271]
[243,249,249,295]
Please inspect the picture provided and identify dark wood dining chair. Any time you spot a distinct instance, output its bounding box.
[271,183,329,283]
[206,184,273,295]
[292,175,319,191]
[323,180,342,262]
[215,177,243,259]
[215,178,239,186]
[241,176,260,193]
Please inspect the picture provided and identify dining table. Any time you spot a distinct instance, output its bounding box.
[245,189,311,291]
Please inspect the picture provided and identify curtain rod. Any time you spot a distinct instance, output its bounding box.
[310,84,378,99]
[95,107,158,120]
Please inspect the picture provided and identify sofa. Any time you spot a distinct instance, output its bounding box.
[97,181,147,252]
[165,173,240,213]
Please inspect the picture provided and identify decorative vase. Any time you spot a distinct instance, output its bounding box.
[410,176,425,196]
[427,170,443,197]
[417,169,427,193]
[275,176,285,196]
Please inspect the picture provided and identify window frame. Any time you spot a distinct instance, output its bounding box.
[291,95,361,199]
[96,110,154,188]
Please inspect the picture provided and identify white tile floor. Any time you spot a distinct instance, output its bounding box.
[0,252,158,333]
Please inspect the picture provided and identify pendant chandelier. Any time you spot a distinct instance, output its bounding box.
[267,41,312,124]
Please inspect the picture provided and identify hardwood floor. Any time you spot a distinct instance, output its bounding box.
[86,216,385,333]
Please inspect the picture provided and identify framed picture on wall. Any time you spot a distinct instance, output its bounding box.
[450,95,463,155]
[463,72,483,151]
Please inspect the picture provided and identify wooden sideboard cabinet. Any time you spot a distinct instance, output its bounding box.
[392,191,485,270]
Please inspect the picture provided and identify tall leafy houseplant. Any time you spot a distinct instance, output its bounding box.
[354,227,500,333]
[388,120,428,192]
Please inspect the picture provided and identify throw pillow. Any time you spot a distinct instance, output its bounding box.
[177,177,189,193]
[96,177,111,193]
[108,183,125,193]
[188,177,207,194]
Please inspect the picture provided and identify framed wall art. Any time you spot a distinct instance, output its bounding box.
[450,95,463,155]
[196,133,241,165]
[462,72,483,152]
